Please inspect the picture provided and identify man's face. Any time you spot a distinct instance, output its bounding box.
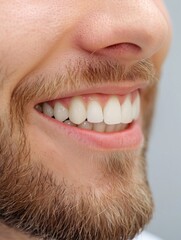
[0,1,171,240]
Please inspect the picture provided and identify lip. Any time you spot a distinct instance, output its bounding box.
[36,110,144,150]
[34,81,148,106]
[33,82,145,150]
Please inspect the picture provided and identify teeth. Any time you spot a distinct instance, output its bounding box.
[38,92,140,132]
[103,96,122,125]
[35,104,43,113]
[121,95,133,124]
[64,120,77,126]
[54,102,69,122]
[87,100,103,123]
[69,97,87,124]
[93,122,106,132]
[105,124,117,133]
[78,121,93,130]
[115,123,127,132]
[132,94,140,120]
[42,103,54,117]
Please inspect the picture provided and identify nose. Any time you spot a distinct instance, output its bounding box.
[75,1,168,63]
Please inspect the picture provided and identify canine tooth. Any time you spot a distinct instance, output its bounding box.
[93,122,106,132]
[42,103,54,117]
[64,120,76,126]
[54,102,69,122]
[121,95,133,123]
[78,121,93,130]
[103,96,122,125]
[69,97,87,124]
[132,94,140,120]
[87,100,103,123]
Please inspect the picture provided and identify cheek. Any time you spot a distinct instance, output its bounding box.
[152,30,172,71]
[141,82,158,141]
[0,1,79,88]
[26,119,103,187]
[151,0,172,70]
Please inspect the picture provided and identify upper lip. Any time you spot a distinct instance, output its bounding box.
[35,81,147,105]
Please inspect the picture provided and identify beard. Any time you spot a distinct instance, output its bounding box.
[0,58,155,240]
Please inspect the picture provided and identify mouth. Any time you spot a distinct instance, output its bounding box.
[34,86,144,150]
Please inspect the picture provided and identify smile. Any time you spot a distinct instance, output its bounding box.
[35,88,143,149]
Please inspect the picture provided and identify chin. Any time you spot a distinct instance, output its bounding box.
[0,114,153,240]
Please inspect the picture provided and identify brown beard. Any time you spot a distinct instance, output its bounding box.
[0,58,156,240]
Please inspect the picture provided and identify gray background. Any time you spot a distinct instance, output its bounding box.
[147,1,181,240]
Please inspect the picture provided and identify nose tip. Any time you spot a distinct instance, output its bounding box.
[75,2,168,63]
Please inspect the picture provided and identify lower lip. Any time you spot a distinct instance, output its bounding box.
[41,113,143,150]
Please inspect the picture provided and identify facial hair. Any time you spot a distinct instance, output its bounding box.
[0,58,156,240]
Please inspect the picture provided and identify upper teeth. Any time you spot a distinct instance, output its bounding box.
[87,100,104,123]
[54,102,69,122]
[36,93,140,127]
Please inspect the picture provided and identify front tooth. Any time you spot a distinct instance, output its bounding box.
[69,97,87,124]
[87,100,103,123]
[54,102,69,122]
[42,103,54,117]
[132,94,140,120]
[93,122,106,132]
[78,121,93,130]
[121,95,133,123]
[103,96,122,125]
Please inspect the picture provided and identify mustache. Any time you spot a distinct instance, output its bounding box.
[10,58,157,118]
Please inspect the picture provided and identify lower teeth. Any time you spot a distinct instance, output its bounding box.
[62,118,127,133]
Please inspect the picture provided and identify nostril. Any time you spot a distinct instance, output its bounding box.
[105,42,141,53]
[94,42,142,61]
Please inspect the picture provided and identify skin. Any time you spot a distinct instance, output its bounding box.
[0,1,171,240]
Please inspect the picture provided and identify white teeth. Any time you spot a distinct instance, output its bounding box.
[103,96,122,125]
[54,102,69,122]
[39,92,140,132]
[93,122,106,132]
[42,103,54,117]
[69,97,87,124]
[132,94,140,120]
[78,121,93,130]
[87,100,103,123]
[121,95,133,124]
